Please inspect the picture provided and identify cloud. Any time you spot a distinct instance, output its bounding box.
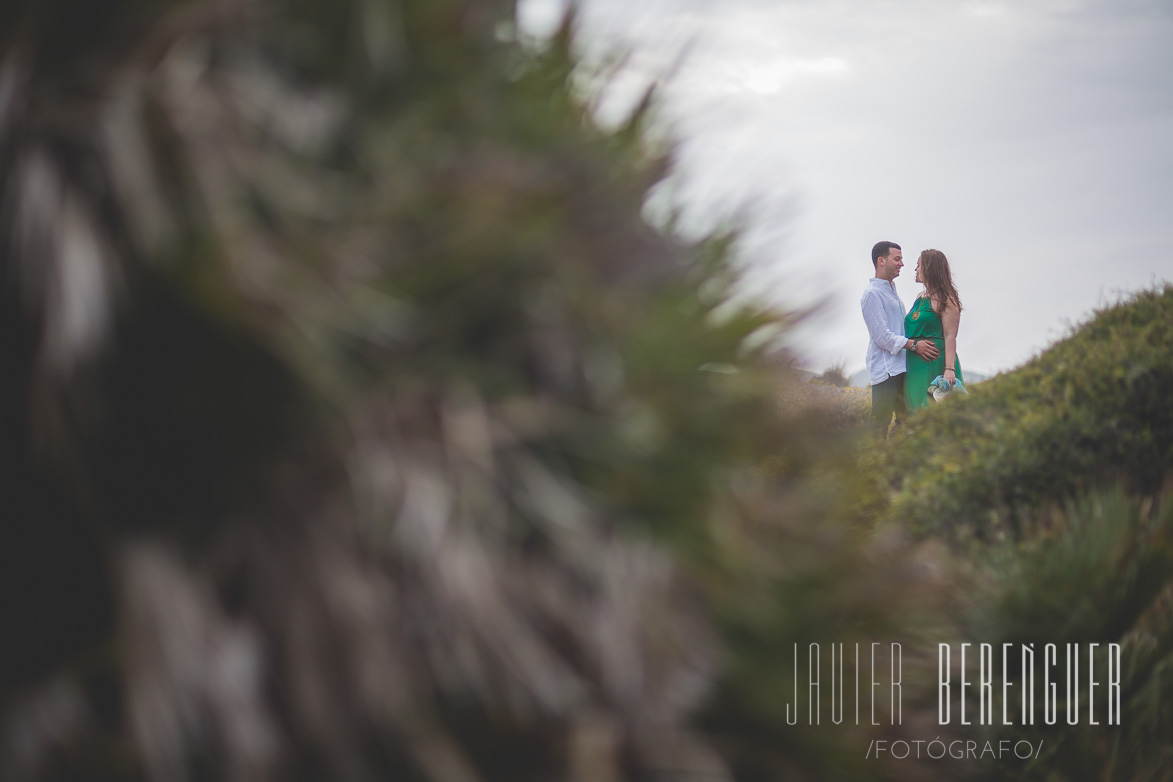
[736,56,852,95]
[520,0,1173,375]
[964,3,1010,18]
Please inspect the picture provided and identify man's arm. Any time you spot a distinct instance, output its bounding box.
[861,289,908,356]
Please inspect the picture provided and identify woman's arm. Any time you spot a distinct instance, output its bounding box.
[941,298,960,381]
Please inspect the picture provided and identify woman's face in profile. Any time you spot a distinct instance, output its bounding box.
[914,261,923,284]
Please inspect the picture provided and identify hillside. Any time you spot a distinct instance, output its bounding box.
[849,285,1173,782]
[862,284,1173,541]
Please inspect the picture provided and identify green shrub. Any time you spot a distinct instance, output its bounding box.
[960,488,1173,782]
[863,285,1173,541]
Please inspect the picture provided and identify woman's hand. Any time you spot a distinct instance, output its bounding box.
[943,366,957,386]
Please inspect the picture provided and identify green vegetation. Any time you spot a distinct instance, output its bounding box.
[943,488,1173,782]
[855,287,1173,781]
[865,285,1173,542]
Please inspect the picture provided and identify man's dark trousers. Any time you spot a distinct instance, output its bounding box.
[870,373,907,437]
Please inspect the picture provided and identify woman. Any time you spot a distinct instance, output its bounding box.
[905,249,964,410]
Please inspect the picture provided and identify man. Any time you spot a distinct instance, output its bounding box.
[861,241,938,436]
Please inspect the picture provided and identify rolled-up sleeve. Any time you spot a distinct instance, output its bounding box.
[861,289,906,355]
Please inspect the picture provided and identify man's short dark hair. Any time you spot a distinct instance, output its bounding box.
[871,241,901,268]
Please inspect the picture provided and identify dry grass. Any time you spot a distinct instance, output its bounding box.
[778,378,871,431]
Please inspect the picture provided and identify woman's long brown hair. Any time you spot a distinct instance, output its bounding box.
[918,249,962,311]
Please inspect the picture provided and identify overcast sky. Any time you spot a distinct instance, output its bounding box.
[519,0,1173,376]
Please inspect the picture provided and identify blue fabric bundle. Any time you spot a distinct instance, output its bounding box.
[928,375,968,402]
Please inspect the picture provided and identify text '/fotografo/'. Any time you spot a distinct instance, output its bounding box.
[866,739,1044,761]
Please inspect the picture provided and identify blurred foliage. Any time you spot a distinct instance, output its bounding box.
[859,285,1173,542]
[0,1,950,781]
[956,488,1173,782]
[815,360,851,389]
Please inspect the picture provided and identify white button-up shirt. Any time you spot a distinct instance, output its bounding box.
[860,278,908,385]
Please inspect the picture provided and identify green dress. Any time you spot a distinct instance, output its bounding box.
[904,295,963,411]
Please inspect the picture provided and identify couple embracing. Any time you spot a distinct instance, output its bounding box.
[860,241,964,437]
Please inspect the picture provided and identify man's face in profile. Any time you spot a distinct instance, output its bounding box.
[877,248,903,281]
